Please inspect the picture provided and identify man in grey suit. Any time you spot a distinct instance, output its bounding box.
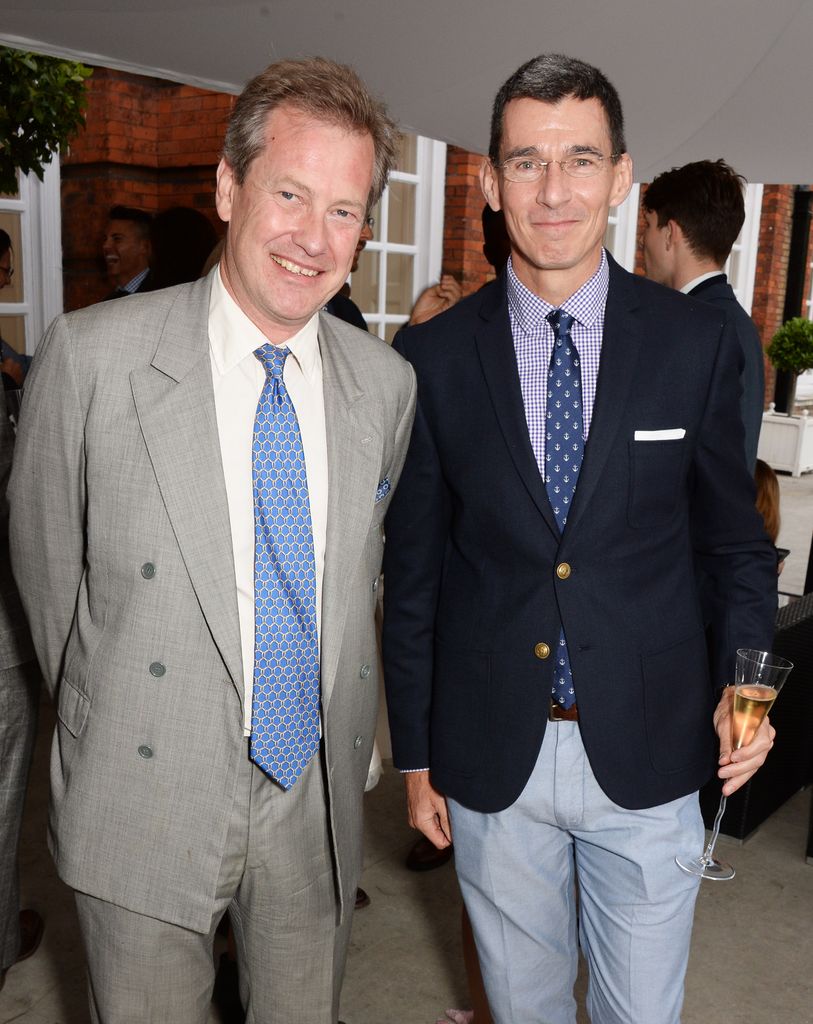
[9,57,415,1023]
[641,158,765,469]
[0,386,43,992]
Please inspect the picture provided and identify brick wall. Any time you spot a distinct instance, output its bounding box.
[751,185,795,405]
[441,146,493,294]
[61,68,232,310]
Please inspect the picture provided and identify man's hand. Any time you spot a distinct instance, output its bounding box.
[714,686,775,796]
[403,769,452,848]
[408,275,463,326]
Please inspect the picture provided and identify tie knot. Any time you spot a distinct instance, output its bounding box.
[547,309,575,340]
[254,343,290,379]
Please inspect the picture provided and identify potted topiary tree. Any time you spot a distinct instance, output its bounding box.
[759,317,813,476]
[767,317,813,415]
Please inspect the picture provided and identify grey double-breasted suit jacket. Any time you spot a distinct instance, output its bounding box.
[9,271,416,932]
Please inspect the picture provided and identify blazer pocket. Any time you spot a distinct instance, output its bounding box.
[627,438,687,528]
[57,676,91,739]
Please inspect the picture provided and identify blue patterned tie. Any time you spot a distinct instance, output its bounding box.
[250,343,320,789]
[545,310,583,709]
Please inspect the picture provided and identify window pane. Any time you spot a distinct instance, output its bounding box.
[352,250,380,314]
[384,322,406,344]
[0,212,24,304]
[396,134,417,174]
[0,171,20,200]
[386,253,414,315]
[388,181,416,246]
[0,315,27,358]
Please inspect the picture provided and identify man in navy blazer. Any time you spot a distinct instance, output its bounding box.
[383,55,777,1024]
[641,158,765,470]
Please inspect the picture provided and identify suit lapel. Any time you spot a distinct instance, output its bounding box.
[474,284,561,540]
[130,275,244,694]
[318,315,383,708]
[564,259,644,536]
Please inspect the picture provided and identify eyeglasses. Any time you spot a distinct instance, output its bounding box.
[499,153,618,183]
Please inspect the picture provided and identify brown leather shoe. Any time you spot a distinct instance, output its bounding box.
[405,835,454,872]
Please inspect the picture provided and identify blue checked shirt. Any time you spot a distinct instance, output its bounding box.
[507,250,609,476]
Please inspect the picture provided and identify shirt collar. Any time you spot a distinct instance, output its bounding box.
[121,267,150,294]
[208,266,320,380]
[507,249,609,331]
[681,270,726,295]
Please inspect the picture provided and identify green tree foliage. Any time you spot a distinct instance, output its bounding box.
[767,317,813,376]
[0,47,93,194]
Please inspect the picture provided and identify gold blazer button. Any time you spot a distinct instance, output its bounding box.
[534,642,551,660]
[556,562,572,579]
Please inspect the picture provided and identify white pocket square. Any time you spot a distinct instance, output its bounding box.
[634,428,686,441]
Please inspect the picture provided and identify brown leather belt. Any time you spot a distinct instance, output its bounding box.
[549,700,579,722]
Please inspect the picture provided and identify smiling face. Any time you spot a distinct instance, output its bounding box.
[216,104,375,343]
[103,219,151,287]
[481,95,632,305]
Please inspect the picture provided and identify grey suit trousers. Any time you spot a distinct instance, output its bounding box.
[0,659,40,970]
[75,746,337,1024]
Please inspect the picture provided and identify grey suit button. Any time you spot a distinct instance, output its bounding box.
[353,736,363,749]
[140,562,156,579]
[137,745,153,759]
[360,664,371,678]
[149,662,166,678]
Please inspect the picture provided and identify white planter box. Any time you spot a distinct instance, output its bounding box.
[757,406,813,476]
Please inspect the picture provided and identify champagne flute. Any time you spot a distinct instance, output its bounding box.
[676,648,793,880]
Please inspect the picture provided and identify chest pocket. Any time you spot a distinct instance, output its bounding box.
[627,439,687,528]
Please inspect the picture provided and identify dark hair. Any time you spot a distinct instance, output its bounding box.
[150,207,220,289]
[0,228,10,258]
[489,54,626,164]
[641,159,746,265]
[108,205,152,242]
[223,56,398,211]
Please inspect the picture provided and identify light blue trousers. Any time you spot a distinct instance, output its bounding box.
[448,721,704,1024]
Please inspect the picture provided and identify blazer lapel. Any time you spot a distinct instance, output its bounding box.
[474,283,561,540]
[318,315,383,708]
[130,275,244,695]
[564,259,645,536]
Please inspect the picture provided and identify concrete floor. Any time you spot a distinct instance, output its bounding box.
[2,472,811,1024]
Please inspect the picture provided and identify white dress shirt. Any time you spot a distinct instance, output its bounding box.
[208,269,328,733]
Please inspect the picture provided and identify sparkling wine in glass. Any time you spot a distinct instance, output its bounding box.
[675,648,793,881]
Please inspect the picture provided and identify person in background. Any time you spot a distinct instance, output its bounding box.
[102,205,153,299]
[325,215,375,330]
[640,159,764,470]
[754,458,785,574]
[0,383,43,994]
[0,231,32,387]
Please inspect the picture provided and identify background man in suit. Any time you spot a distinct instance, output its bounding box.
[0,386,43,994]
[641,159,765,469]
[10,57,414,1023]
[382,54,777,1024]
[102,205,153,299]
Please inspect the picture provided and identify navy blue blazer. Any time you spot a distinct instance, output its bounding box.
[689,274,764,471]
[382,256,776,813]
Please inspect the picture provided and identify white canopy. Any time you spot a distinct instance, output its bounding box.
[2,0,812,183]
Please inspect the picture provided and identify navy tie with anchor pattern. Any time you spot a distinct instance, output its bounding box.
[545,310,583,709]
